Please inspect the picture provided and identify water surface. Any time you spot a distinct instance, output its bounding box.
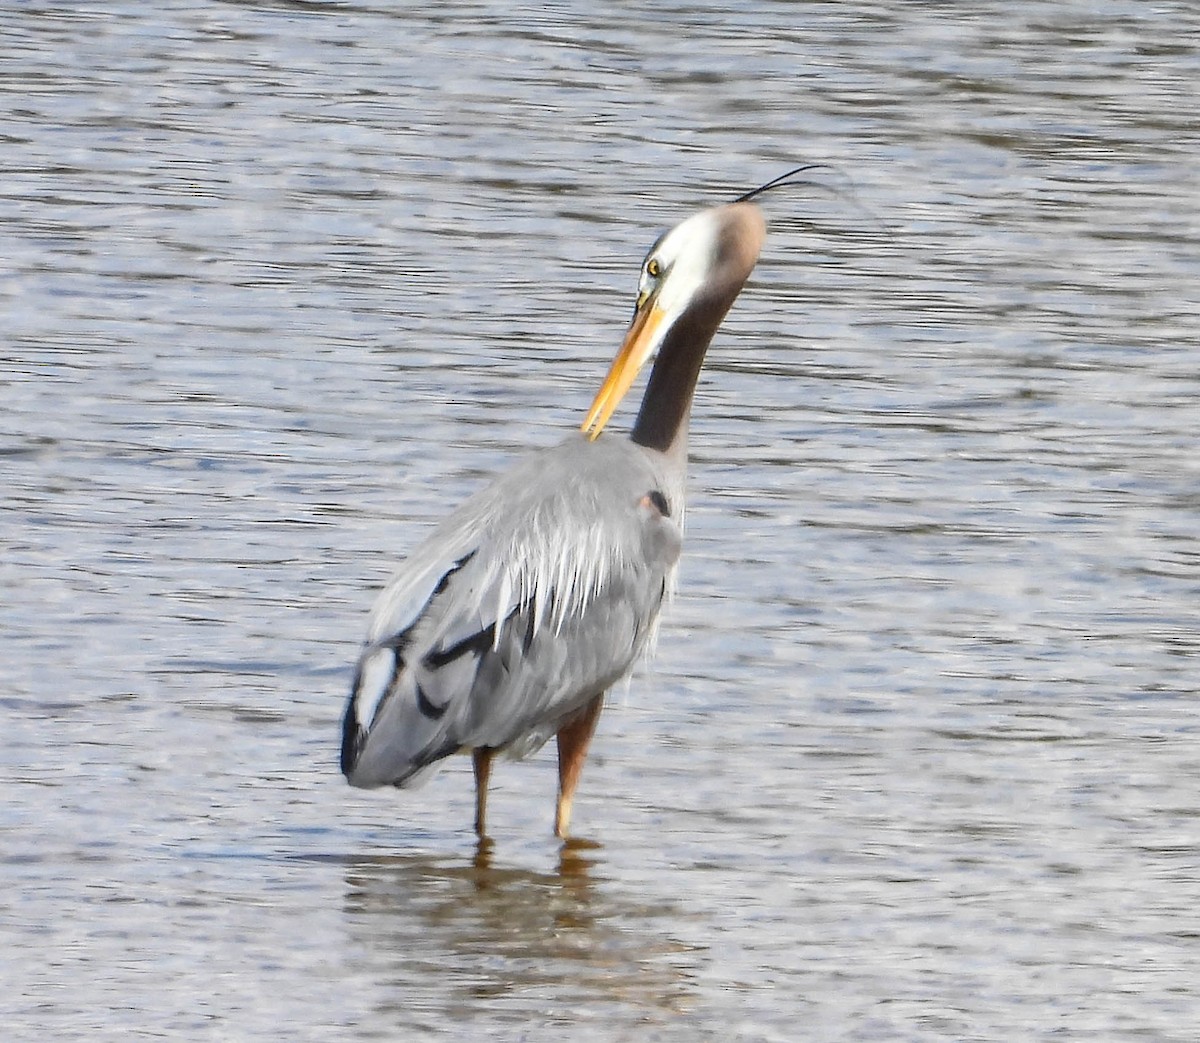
[3,2,1199,1039]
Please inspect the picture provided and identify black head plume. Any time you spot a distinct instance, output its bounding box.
[733,164,834,204]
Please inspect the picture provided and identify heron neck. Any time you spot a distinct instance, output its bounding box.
[630,293,732,457]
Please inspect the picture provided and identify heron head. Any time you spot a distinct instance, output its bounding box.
[581,202,766,440]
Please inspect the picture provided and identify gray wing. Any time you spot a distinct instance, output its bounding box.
[341,434,683,789]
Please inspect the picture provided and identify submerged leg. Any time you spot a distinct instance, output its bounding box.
[555,693,605,839]
[472,747,494,837]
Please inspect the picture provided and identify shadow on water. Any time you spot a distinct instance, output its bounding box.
[326,838,699,1030]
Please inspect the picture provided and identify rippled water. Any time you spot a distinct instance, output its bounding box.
[4,2,1199,1039]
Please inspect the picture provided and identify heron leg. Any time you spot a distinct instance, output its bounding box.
[472,747,494,837]
[555,693,604,838]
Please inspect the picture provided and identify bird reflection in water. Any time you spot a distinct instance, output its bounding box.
[340,841,695,1023]
[471,832,593,874]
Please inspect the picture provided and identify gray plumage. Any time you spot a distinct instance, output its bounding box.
[342,434,682,788]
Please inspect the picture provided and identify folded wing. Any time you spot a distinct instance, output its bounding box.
[341,436,681,789]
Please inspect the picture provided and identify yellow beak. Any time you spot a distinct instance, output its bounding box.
[580,301,666,440]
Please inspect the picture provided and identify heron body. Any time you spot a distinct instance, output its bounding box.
[342,197,767,837]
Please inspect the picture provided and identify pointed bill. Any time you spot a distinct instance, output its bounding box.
[580,302,666,441]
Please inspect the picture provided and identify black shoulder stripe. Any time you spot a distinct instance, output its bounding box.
[366,550,478,665]
[646,489,670,516]
[424,603,527,671]
[415,682,448,720]
[431,551,477,600]
[424,622,497,670]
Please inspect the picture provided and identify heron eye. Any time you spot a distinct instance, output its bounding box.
[646,258,661,279]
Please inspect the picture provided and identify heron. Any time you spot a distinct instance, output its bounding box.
[341,169,811,838]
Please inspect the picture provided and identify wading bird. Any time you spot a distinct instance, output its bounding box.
[342,170,810,838]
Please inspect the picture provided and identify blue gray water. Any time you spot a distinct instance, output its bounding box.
[3,2,1199,1039]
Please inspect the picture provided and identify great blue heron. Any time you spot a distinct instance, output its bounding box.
[342,170,809,838]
